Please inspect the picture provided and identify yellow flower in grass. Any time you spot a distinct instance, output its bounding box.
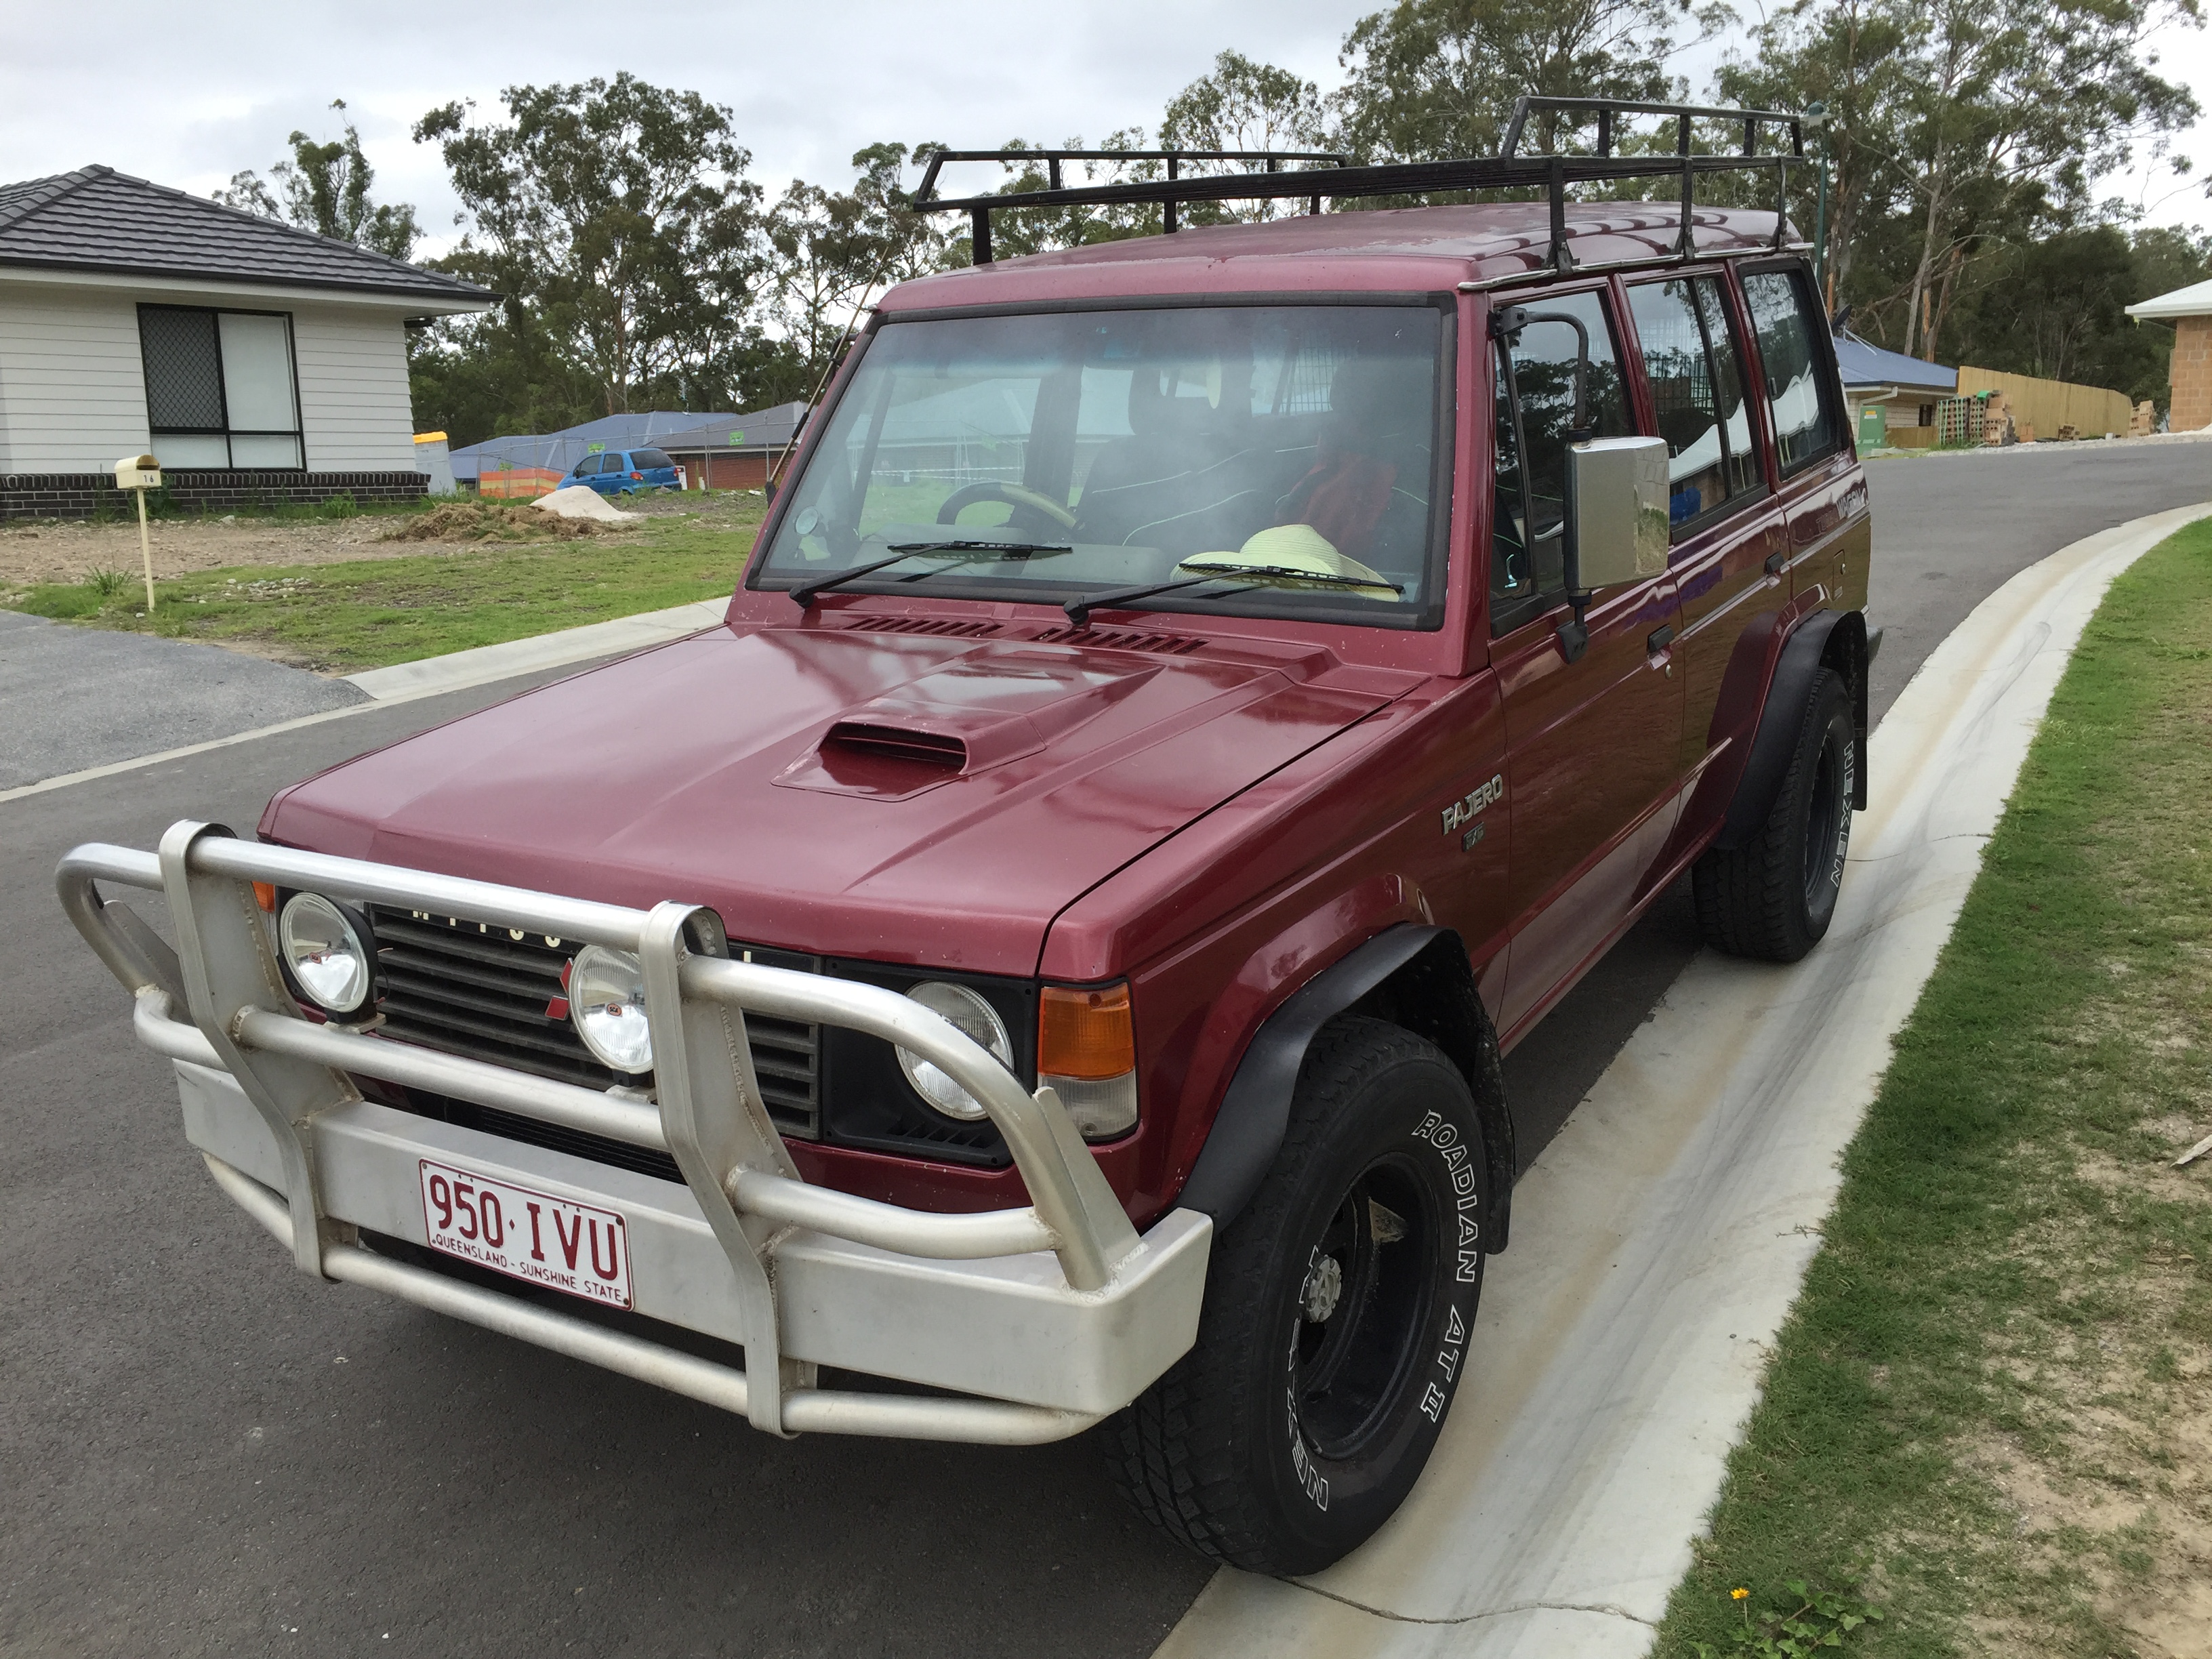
[1732,1588,1750,1601]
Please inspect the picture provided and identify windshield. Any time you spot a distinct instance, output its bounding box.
[754,305,1448,628]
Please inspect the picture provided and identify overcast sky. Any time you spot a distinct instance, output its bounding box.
[5,0,2208,257]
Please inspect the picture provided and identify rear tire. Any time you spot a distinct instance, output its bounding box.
[1107,1017,1488,1575]
[1694,667,1855,962]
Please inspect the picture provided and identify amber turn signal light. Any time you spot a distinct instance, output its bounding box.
[252,881,278,912]
[1038,983,1135,1081]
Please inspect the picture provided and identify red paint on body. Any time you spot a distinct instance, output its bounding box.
[258,205,1868,1228]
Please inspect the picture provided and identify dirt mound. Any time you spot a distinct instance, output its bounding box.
[379,502,608,544]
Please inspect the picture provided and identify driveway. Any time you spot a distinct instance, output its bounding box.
[1,441,2205,1658]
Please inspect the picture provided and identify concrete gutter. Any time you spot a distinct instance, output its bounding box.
[1154,500,2212,1659]
[343,599,727,701]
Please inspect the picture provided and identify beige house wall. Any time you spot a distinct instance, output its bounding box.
[2170,316,2212,433]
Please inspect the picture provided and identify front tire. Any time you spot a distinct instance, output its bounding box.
[1694,666,1856,962]
[1107,1017,1488,1574]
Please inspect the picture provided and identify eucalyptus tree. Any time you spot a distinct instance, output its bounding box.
[414,74,767,419]
[1331,0,1728,162]
[764,142,948,391]
[215,99,422,260]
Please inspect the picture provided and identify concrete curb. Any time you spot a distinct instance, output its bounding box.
[343,599,728,700]
[1153,501,2212,1659]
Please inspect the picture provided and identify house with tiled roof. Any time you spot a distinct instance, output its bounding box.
[0,165,493,518]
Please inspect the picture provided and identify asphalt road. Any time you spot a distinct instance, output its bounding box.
[3,441,2206,1659]
[0,611,365,791]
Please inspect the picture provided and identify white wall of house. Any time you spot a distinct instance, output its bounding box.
[0,276,432,474]
[0,282,150,471]
[291,302,416,472]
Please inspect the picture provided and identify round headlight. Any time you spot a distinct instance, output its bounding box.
[895,981,1013,1122]
[569,945,653,1074]
[278,893,372,1015]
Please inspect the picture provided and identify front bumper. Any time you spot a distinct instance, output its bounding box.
[61,825,1210,1443]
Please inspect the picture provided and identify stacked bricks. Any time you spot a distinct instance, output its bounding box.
[2172,316,2212,434]
[0,470,427,521]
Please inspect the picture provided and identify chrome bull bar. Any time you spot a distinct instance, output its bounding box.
[57,822,1206,1445]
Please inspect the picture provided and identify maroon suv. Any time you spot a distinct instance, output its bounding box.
[63,105,1871,1575]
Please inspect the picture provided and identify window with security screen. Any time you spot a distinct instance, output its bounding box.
[138,306,303,469]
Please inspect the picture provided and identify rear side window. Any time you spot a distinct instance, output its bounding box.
[632,449,674,470]
[1490,289,1633,634]
[1741,269,1842,474]
[1626,276,1761,533]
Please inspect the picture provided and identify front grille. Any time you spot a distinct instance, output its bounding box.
[366,905,822,1140]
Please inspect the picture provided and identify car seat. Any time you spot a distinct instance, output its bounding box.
[1073,366,1275,557]
[1275,356,1433,585]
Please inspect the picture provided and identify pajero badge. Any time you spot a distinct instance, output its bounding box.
[1441,775,1504,836]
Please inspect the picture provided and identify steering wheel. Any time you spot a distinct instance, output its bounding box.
[935,481,1078,535]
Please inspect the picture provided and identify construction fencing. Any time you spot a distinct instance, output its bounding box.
[478,466,566,499]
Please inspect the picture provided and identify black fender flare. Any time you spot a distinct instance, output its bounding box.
[1713,609,1864,851]
[1175,925,1515,1251]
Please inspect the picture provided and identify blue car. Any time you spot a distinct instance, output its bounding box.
[569,447,682,495]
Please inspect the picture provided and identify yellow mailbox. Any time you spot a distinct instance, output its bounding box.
[114,453,162,491]
[112,453,162,610]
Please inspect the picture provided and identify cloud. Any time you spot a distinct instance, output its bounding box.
[2,0,1355,252]
[9,0,2203,241]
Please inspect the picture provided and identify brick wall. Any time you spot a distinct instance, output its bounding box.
[665,452,773,491]
[2171,316,2212,433]
[0,470,426,521]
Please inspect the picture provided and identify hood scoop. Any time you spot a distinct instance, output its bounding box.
[775,649,1164,801]
[821,720,968,769]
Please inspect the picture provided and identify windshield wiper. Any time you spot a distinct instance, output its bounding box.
[1061,563,1401,628]
[787,541,1071,608]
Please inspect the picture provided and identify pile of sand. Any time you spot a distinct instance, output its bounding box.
[378,502,608,544]
[533,485,641,523]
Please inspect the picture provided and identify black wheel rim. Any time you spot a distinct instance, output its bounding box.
[1290,1153,1437,1461]
[1801,729,1847,911]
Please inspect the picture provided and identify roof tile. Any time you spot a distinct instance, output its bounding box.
[0,165,491,302]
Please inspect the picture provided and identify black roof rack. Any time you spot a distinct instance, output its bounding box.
[909,96,1805,271]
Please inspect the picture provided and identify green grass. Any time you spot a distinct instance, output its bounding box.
[1656,520,2212,1656]
[2,506,766,674]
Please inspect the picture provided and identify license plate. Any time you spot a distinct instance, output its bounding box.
[417,1160,633,1309]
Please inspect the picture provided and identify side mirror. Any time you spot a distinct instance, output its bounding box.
[1555,436,1669,661]
[1565,435,1669,592]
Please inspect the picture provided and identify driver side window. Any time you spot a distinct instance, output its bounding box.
[1490,289,1632,636]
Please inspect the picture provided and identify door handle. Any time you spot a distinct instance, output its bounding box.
[1646,623,1675,656]
[1763,549,1788,576]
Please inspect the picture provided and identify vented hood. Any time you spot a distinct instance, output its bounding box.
[261,621,1410,975]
